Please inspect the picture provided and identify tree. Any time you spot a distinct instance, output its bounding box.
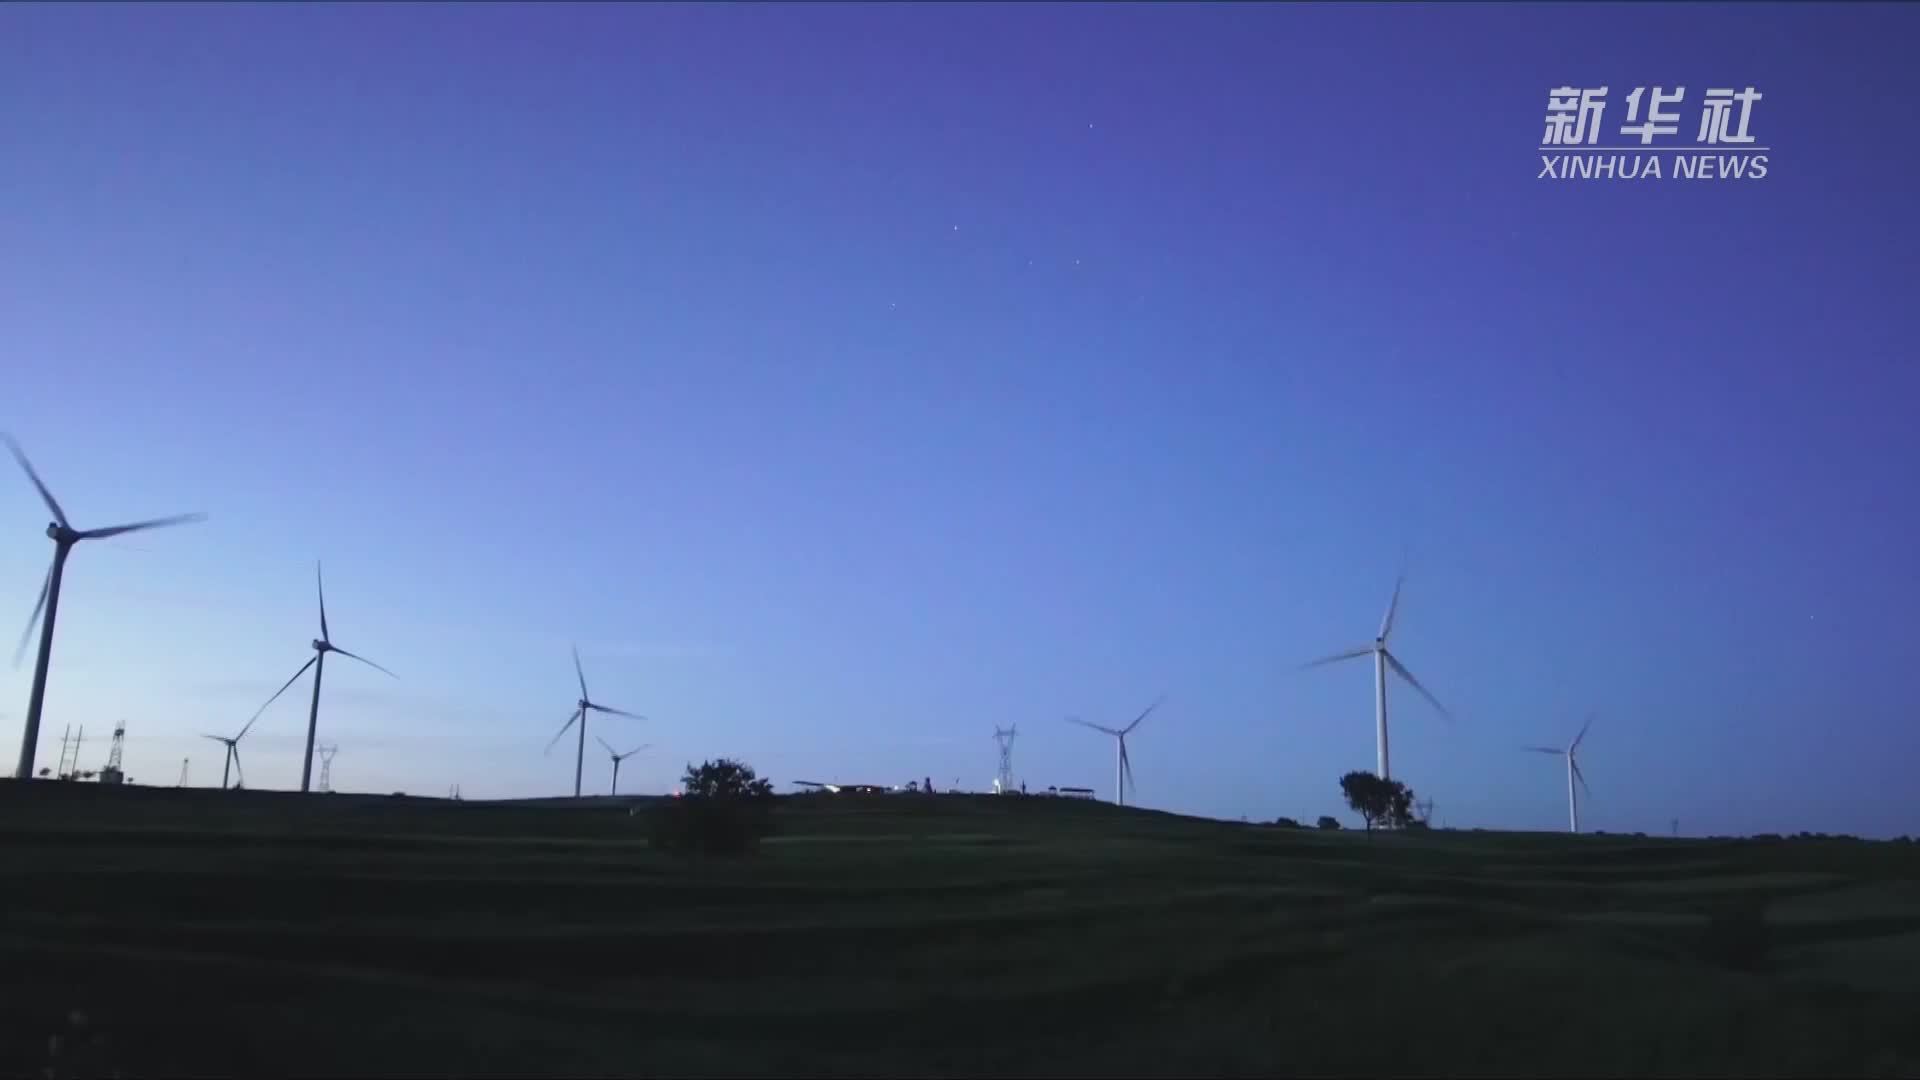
[681,758,774,801]
[1339,771,1416,835]
[653,758,776,856]
[1316,815,1342,831]
[1273,816,1303,829]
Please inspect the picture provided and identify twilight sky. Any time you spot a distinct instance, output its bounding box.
[3,3,1916,835]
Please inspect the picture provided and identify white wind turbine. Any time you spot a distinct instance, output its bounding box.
[545,644,645,798]
[6,434,206,781]
[1524,714,1594,834]
[1066,696,1163,808]
[249,563,397,793]
[1301,575,1451,782]
[201,690,284,792]
[597,736,651,796]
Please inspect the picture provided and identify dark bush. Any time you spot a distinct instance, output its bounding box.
[1700,900,1771,971]
[1273,816,1303,829]
[1316,816,1341,831]
[649,758,775,857]
[1339,771,1414,833]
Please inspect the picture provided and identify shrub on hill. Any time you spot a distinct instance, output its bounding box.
[649,758,775,857]
[1338,771,1414,834]
[1316,815,1341,831]
[1273,817,1303,829]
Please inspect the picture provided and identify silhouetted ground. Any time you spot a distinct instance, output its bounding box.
[3,780,1917,1077]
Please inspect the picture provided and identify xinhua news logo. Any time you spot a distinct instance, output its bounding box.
[1538,86,1767,181]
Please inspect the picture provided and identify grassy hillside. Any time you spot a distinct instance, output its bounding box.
[3,781,1917,1077]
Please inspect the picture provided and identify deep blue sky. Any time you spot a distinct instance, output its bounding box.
[3,3,1915,835]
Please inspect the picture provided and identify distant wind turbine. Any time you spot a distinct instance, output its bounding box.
[6,434,206,780]
[201,691,284,791]
[597,736,651,796]
[1524,714,1595,834]
[1066,696,1163,808]
[248,563,396,793]
[546,645,645,798]
[1301,575,1451,781]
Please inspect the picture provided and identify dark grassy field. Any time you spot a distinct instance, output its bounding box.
[3,781,1918,1078]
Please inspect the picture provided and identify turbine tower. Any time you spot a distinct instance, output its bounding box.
[1524,714,1594,833]
[1066,697,1163,808]
[597,736,651,796]
[6,434,205,780]
[1301,575,1451,781]
[545,644,645,798]
[248,563,396,793]
[993,724,1017,794]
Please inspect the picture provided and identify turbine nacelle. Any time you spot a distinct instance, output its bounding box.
[312,639,330,653]
[45,522,74,542]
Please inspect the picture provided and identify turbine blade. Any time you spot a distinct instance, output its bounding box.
[1521,745,1564,755]
[1379,574,1405,642]
[572,643,589,702]
[586,703,644,720]
[12,560,52,669]
[1572,758,1593,800]
[331,647,397,679]
[316,562,329,641]
[1121,741,1135,795]
[544,708,581,755]
[1065,715,1119,736]
[1384,651,1452,721]
[200,733,228,744]
[1571,712,1595,753]
[619,743,651,760]
[232,746,244,789]
[239,656,318,740]
[1121,695,1165,735]
[3,434,69,527]
[78,513,207,540]
[595,734,616,757]
[1300,646,1373,670]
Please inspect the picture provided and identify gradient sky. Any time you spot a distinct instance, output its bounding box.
[3,3,1916,836]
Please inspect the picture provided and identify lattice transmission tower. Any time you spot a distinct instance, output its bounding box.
[993,725,1018,794]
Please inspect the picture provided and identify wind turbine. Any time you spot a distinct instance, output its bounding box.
[545,645,645,797]
[597,735,651,796]
[248,563,395,793]
[1301,575,1451,782]
[1524,714,1594,834]
[1066,696,1163,808]
[6,434,206,780]
[201,691,283,791]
